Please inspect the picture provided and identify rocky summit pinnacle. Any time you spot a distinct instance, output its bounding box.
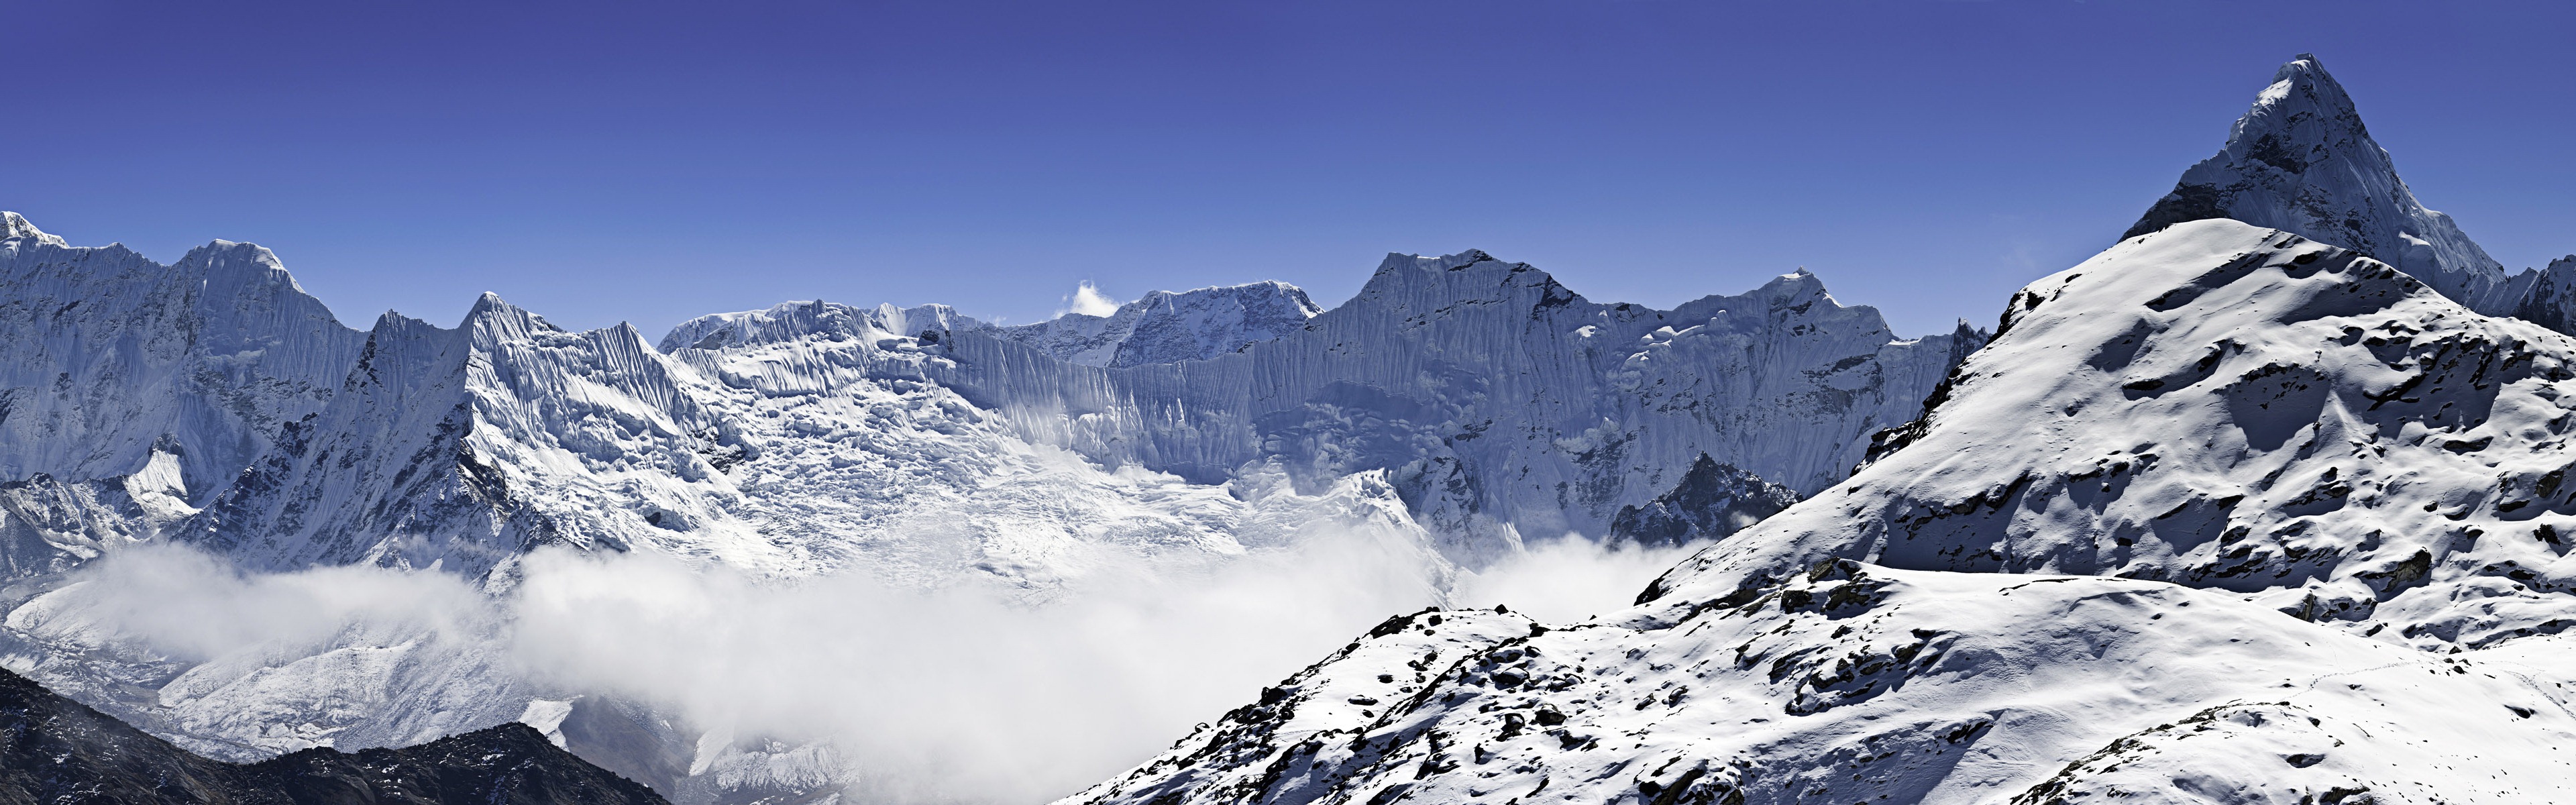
[2124,54,2519,314]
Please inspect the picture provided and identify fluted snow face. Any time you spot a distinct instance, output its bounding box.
[0,222,363,543]
[1069,221,2576,805]
[187,296,761,578]
[990,281,1324,368]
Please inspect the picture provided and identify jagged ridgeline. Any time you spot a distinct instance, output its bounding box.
[0,212,1978,584]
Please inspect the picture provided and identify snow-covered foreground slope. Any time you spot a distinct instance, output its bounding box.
[1066,220,2576,805]
[1065,564,2576,805]
[2129,54,2576,333]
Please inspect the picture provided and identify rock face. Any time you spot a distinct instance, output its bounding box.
[2127,54,2576,335]
[1063,220,2576,805]
[0,665,666,805]
[989,281,1325,368]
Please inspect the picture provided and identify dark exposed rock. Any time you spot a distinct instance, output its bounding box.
[0,667,666,804]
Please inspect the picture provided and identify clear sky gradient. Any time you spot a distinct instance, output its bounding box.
[9,1,2572,339]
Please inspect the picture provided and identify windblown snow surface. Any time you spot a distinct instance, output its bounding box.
[1064,221,2576,805]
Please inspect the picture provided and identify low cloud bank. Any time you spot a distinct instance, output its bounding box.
[28,531,1697,804]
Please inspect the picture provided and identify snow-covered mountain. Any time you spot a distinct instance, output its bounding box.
[187,296,745,579]
[0,222,364,578]
[985,281,1324,368]
[910,253,1978,564]
[1068,219,2576,805]
[17,48,2568,805]
[0,665,667,805]
[2129,53,2576,334]
[6,215,1966,584]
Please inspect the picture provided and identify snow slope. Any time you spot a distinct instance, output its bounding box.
[2126,54,2514,311]
[1066,220,2576,805]
[1064,564,2576,805]
[0,219,1983,798]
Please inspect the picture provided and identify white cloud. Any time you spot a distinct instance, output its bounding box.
[1061,280,1122,318]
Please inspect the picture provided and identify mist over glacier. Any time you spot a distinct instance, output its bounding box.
[20,531,1685,804]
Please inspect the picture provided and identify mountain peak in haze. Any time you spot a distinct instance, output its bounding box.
[2124,54,2516,312]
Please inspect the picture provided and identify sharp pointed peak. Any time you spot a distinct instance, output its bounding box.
[460,291,564,333]
[2242,52,2361,129]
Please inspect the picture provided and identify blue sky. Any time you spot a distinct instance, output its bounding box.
[8,1,2572,338]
